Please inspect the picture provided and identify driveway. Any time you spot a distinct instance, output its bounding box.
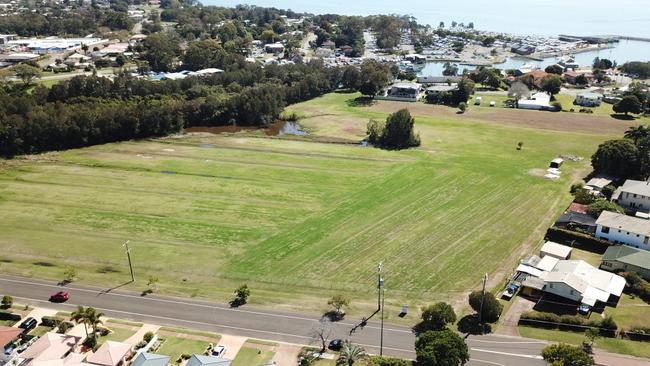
[496,296,536,337]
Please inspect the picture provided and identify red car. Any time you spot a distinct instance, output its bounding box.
[49,291,69,302]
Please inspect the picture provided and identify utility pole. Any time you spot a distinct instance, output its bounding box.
[478,273,488,324]
[122,240,135,283]
[377,262,385,357]
[380,285,385,357]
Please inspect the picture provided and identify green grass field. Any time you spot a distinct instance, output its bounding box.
[0,92,620,316]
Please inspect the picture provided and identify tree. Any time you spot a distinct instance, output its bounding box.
[613,95,643,115]
[81,43,89,54]
[358,60,392,97]
[85,307,104,337]
[341,65,361,90]
[545,64,564,75]
[591,139,639,179]
[182,39,227,71]
[481,36,495,47]
[468,291,502,323]
[309,318,332,353]
[420,302,456,331]
[379,109,420,149]
[12,64,42,84]
[541,74,563,96]
[338,341,366,366]
[327,294,350,319]
[442,62,458,76]
[586,199,624,218]
[142,32,180,72]
[541,343,594,366]
[415,330,469,366]
[63,267,77,283]
[1,295,12,308]
[452,77,475,105]
[71,305,90,338]
[115,54,126,67]
[231,284,250,306]
[575,74,589,85]
[458,102,467,113]
[593,57,613,70]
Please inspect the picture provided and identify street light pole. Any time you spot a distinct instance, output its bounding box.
[478,273,488,324]
[122,240,135,283]
[377,262,382,310]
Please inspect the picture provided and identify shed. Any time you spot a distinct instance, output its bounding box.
[549,158,564,169]
[540,241,572,259]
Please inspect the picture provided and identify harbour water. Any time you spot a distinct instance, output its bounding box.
[419,40,650,76]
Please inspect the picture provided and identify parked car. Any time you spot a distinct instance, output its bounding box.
[501,284,519,299]
[49,291,69,303]
[578,304,591,315]
[328,339,343,351]
[211,345,226,357]
[19,317,37,333]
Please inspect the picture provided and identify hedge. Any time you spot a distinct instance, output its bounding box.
[367,356,414,366]
[519,311,617,337]
[621,272,650,302]
[0,311,21,321]
[620,326,650,341]
[41,316,64,327]
[545,227,610,254]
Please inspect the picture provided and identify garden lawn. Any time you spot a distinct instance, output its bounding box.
[519,325,650,358]
[232,345,275,366]
[0,91,619,316]
[157,337,208,361]
[98,327,138,345]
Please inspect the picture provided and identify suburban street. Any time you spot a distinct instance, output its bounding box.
[0,275,547,366]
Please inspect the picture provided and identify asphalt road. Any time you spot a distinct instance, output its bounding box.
[0,275,547,366]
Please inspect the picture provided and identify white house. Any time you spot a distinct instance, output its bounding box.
[612,179,650,212]
[376,83,422,102]
[522,259,625,306]
[575,92,603,107]
[595,211,650,251]
[518,92,551,110]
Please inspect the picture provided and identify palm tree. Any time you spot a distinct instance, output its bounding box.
[624,125,650,143]
[71,305,89,338]
[338,341,366,366]
[85,307,105,337]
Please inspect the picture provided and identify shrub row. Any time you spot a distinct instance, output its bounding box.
[519,311,617,337]
[367,356,414,366]
[545,227,610,254]
[620,326,650,341]
[41,315,64,327]
[0,311,21,321]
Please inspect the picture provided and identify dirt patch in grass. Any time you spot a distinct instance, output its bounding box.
[370,101,638,136]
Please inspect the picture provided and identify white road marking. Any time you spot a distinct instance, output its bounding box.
[0,277,411,333]
[469,359,507,366]
[471,348,544,359]
[469,338,546,344]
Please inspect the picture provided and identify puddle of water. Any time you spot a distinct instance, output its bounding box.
[267,121,308,136]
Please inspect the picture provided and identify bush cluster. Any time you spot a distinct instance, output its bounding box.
[0,311,21,321]
[367,356,413,366]
[622,272,650,302]
[519,311,617,337]
[41,315,64,327]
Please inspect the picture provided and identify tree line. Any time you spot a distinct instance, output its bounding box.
[0,59,346,157]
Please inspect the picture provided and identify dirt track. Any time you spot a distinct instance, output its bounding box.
[372,101,639,136]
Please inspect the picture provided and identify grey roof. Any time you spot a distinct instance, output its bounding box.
[617,179,650,197]
[555,212,597,226]
[577,92,603,98]
[131,353,171,366]
[426,85,458,92]
[603,245,650,269]
[186,355,232,366]
[596,211,650,236]
[586,177,612,189]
